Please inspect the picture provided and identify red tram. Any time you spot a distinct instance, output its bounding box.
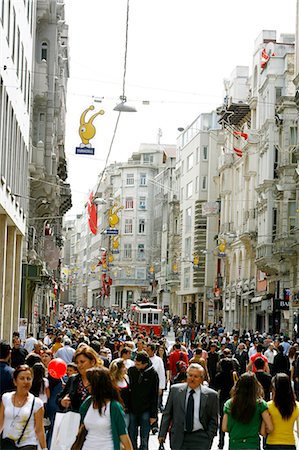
[131,302,162,336]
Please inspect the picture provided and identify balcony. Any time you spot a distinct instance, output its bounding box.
[112,278,149,287]
[255,242,277,274]
[218,153,233,172]
[272,236,297,257]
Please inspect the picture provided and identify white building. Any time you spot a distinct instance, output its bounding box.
[176,112,221,324]
[0,0,35,340]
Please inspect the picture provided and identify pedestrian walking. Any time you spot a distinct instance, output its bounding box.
[222,372,273,449]
[264,373,299,449]
[57,345,103,412]
[158,363,218,450]
[77,367,133,450]
[128,351,159,450]
[0,364,47,450]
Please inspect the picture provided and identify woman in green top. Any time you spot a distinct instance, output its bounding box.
[222,372,273,449]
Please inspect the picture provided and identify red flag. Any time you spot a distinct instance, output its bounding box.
[87,192,97,235]
[261,48,269,70]
[233,147,243,158]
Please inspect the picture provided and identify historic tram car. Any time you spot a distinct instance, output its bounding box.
[131,302,162,336]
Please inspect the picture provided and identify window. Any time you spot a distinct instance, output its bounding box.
[1,0,4,25]
[139,196,146,209]
[11,8,16,61]
[139,219,145,233]
[196,147,199,164]
[20,43,24,90]
[125,197,134,209]
[126,173,134,185]
[137,244,145,260]
[290,126,298,146]
[124,243,132,259]
[185,237,191,259]
[289,201,296,234]
[187,153,193,171]
[23,58,27,102]
[184,267,190,289]
[41,42,48,61]
[186,181,193,198]
[7,0,11,45]
[124,219,133,234]
[140,173,147,185]
[16,27,20,77]
[136,268,146,279]
[143,154,153,164]
[195,176,199,192]
[275,87,282,101]
[202,146,208,160]
[202,176,207,190]
[186,207,192,233]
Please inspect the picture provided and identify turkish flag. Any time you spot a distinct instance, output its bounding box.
[233,147,243,157]
[87,192,97,235]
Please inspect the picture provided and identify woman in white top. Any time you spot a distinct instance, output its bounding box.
[0,364,47,450]
[79,367,133,450]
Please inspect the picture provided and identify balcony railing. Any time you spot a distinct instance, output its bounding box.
[218,153,233,171]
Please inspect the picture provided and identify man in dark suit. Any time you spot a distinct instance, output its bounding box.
[158,363,218,450]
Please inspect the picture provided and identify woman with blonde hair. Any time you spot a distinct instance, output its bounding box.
[57,344,103,413]
[109,358,130,427]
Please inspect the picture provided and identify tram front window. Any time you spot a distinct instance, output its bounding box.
[142,313,147,323]
[148,313,153,324]
[154,313,159,324]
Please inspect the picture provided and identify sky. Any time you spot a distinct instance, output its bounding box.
[64,0,296,217]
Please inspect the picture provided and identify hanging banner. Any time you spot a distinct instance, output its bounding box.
[76,105,104,155]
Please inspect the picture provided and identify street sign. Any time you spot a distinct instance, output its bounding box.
[75,147,95,155]
[105,228,119,235]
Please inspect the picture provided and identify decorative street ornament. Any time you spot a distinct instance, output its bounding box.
[76,105,104,155]
[261,48,269,70]
[218,239,226,257]
[108,204,124,228]
[193,254,200,269]
[111,236,120,254]
[87,191,97,235]
[233,131,248,140]
[233,147,243,158]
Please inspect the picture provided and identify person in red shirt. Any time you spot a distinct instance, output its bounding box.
[247,343,269,373]
[168,344,189,382]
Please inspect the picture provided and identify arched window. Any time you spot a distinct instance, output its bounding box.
[41,42,48,61]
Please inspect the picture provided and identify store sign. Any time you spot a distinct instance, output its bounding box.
[276,289,290,310]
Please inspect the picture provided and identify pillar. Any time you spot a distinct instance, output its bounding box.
[3,226,17,341]
[12,234,23,334]
[0,215,7,339]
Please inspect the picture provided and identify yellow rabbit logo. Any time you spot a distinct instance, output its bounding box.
[108,204,124,228]
[79,105,104,146]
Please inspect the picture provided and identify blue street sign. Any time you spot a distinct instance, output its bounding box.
[75,147,95,155]
[105,228,119,235]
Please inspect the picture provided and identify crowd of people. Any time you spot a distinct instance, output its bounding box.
[0,306,299,450]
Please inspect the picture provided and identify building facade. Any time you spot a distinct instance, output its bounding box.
[0,0,35,340]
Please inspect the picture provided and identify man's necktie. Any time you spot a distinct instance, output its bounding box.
[185,389,195,432]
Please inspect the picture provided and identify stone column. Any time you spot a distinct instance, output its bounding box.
[0,215,7,339]
[12,234,23,334]
[3,226,17,341]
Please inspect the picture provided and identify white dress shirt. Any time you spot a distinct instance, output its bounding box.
[150,354,166,390]
[185,386,203,432]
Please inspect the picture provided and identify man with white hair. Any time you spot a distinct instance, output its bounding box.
[55,338,75,363]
